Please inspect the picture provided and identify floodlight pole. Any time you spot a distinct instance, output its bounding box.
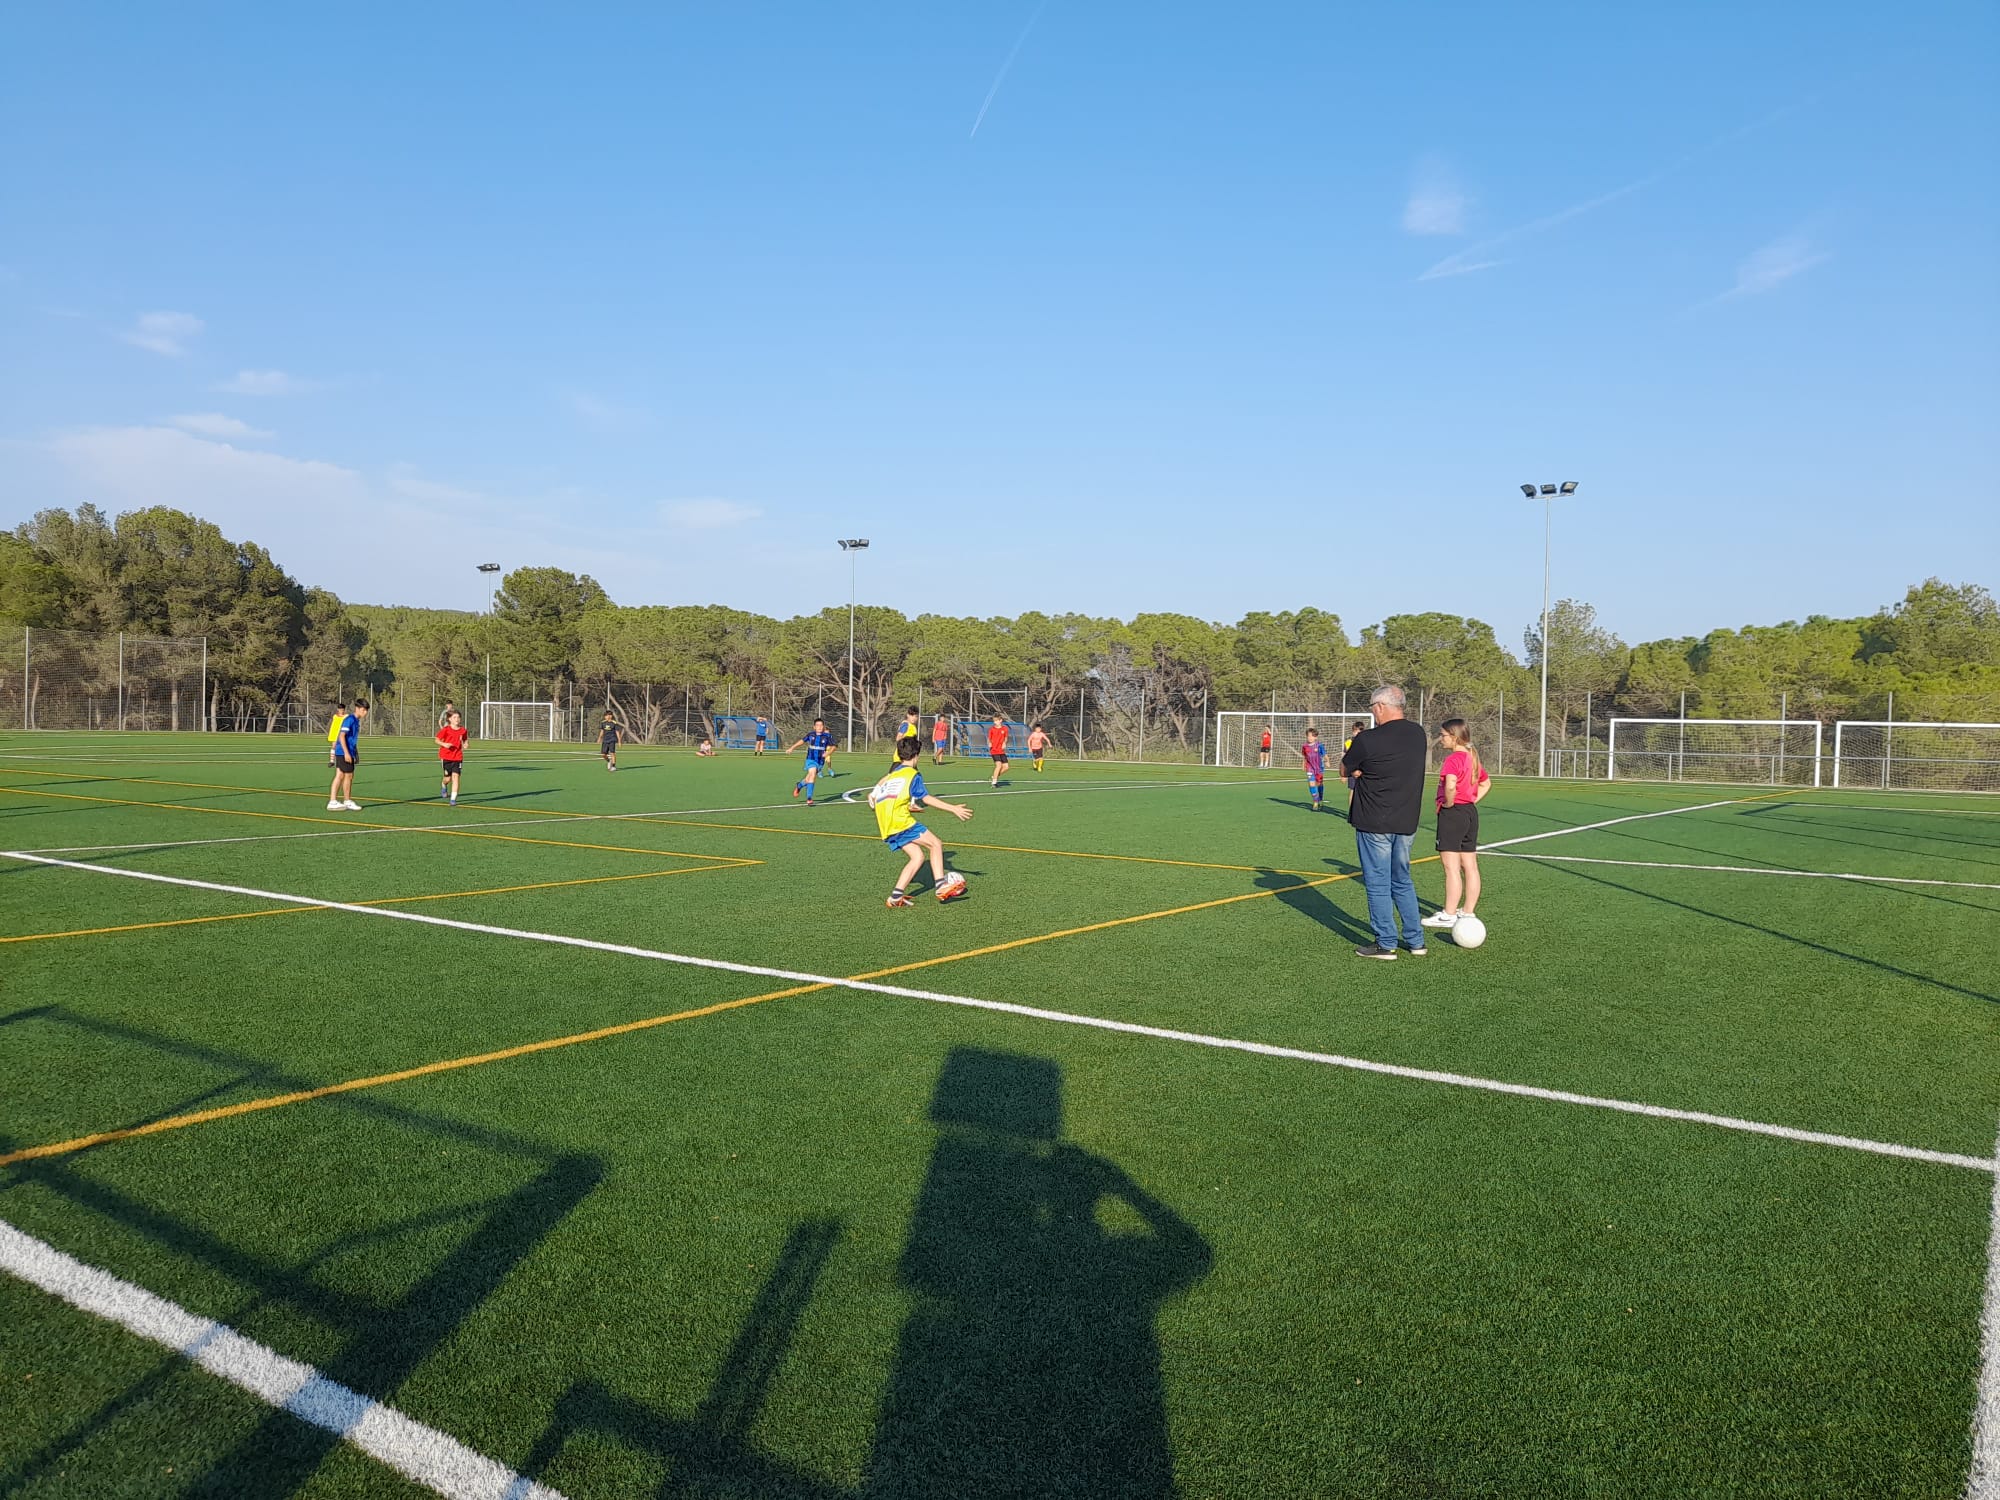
[838,540,869,749]
[1521,483,1579,777]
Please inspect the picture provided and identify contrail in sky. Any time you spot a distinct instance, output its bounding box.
[970,1,1050,139]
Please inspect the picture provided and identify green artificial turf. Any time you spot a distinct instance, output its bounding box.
[1,732,1995,1498]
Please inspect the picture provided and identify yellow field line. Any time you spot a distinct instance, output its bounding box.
[0,863,747,946]
[0,783,756,865]
[662,816,1326,877]
[0,861,1414,1167]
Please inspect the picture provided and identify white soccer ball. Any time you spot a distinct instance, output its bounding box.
[1451,915,1487,949]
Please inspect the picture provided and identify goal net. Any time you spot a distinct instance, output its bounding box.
[953,719,1029,756]
[1606,718,1823,786]
[478,701,557,742]
[1212,711,1374,769]
[1830,721,2000,792]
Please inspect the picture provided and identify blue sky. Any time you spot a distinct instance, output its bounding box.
[2,2,1994,646]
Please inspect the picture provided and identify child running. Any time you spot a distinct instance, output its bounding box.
[870,736,973,906]
[1424,717,1491,931]
[1027,722,1049,772]
[436,710,467,804]
[986,715,1011,787]
[931,713,950,765]
[1300,726,1327,811]
[599,711,625,771]
[789,718,836,804]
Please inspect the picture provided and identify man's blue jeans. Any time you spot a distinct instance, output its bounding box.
[1355,831,1423,951]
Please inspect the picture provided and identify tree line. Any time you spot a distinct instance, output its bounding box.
[4,504,1996,740]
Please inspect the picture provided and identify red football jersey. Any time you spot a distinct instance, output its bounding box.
[437,725,468,760]
[987,724,1009,754]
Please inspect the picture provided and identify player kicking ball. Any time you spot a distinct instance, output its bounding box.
[871,736,972,907]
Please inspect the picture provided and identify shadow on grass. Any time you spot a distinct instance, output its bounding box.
[1255,867,1373,943]
[520,1048,1212,1500]
[0,1009,605,1498]
[1535,860,2000,1008]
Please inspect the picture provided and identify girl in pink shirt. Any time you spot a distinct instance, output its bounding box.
[1424,717,1491,930]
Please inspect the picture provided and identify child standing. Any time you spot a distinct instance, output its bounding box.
[931,714,950,765]
[1300,727,1327,811]
[436,710,467,804]
[326,700,368,810]
[870,736,973,906]
[753,716,770,755]
[1027,723,1049,772]
[599,711,625,771]
[1424,717,1491,930]
[1258,726,1273,768]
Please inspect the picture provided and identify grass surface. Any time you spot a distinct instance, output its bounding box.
[1,732,1995,1498]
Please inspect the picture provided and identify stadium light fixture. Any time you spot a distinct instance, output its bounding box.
[837,540,870,748]
[475,562,502,616]
[1521,482,1581,778]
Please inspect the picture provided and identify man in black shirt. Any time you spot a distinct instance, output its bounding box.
[1339,685,1429,959]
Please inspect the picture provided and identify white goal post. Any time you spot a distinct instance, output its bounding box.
[1606,718,1822,787]
[1830,721,2000,792]
[1213,711,1375,768]
[478,701,557,742]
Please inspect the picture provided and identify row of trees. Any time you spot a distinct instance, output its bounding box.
[4,504,1997,741]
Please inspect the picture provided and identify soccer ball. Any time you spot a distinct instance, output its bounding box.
[1451,915,1487,949]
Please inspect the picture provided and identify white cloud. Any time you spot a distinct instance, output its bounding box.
[386,463,489,507]
[664,498,762,529]
[124,311,203,356]
[167,412,273,441]
[564,390,650,434]
[1402,159,1467,236]
[217,369,313,396]
[1720,234,1828,299]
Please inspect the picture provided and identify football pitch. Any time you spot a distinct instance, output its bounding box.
[1,733,1995,1499]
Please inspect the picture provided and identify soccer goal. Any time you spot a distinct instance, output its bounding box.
[1606,718,1823,786]
[954,719,1029,757]
[1212,711,1374,768]
[1830,721,2000,792]
[478,701,558,742]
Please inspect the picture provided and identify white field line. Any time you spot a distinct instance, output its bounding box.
[0,1218,566,1500]
[1971,1129,2000,1500]
[1480,794,1778,851]
[5,776,1279,857]
[1489,851,2000,894]
[2,851,1991,1175]
[1767,801,2000,819]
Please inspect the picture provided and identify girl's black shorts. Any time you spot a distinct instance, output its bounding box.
[1436,803,1479,852]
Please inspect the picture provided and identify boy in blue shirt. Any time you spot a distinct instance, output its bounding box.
[787,718,837,804]
[326,699,368,810]
[870,736,973,906]
[753,716,770,756]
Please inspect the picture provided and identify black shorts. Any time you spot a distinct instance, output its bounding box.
[1436,803,1479,853]
[333,755,357,774]
[600,741,618,754]
[441,759,463,775]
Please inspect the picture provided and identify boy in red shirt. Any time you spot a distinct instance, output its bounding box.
[1259,726,1273,768]
[986,716,1011,787]
[932,714,951,765]
[436,710,468,805]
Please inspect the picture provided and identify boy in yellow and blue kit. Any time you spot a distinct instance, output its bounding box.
[870,736,973,907]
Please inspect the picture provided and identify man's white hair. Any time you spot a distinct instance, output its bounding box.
[1369,684,1406,709]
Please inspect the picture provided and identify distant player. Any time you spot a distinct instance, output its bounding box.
[1259,726,1273,768]
[789,719,836,804]
[1342,720,1369,820]
[898,706,922,741]
[326,699,367,810]
[436,710,467,804]
[1300,726,1326,811]
[753,716,770,755]
[697,735,715,756]
[1425,717,1491,931]
[439,698,457,729]
[986,715,1011,787]
[1027,723,1049,772]
[932,713,950,765]
[599,711,625,771]
[871,736,973,907]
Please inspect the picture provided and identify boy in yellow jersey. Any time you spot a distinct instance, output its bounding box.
[869,736,973,907]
